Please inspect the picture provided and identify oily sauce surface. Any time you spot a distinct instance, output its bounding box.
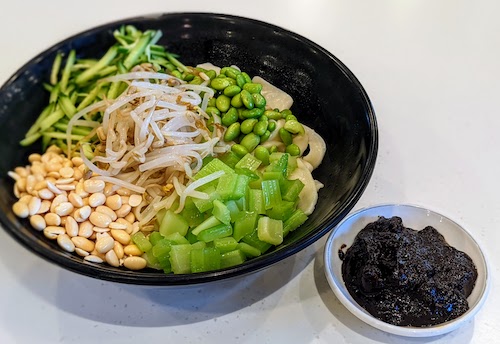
[340,216,477,327]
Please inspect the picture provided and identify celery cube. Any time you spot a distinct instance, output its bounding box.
[212,199,231,224]
[197,224,233,242]
[190,247,221,273]
[214,237,239,253]
[242,229,273,254]
[233,211,258,242]
[169,244,192,274]
[159,210,189,237]
[220,249,247,268]
[257,216,283,245]
[237,242,261,258]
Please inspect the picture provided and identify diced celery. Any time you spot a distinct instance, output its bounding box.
[280,179,304,202]
[237,242,261,258]
[233,211,258,242]
[192,186,220,213]
[220,249,247,268]
[191,241,207,250]
[148,231,164,246]
[191,215,222,236]
[159,210,189,237]
[235,153,262,171]
[235,196,247,212]
[248,189,266,215]
[213,237,239,253]
[212,199,231,224]
[155,208,167,225]
[164,232,190,245]
[219,150,241,169]
[180,197,204,227]
[261,179,282,210]
[235,168,260,181]
[224,200,241,222]
[152,238,172,263]
[142,251,162,269]
[262,171,282,181]
[266,153,288,177]
[233,175,250,200]
[266,200,295,221]
[257,216,284,245]
[242,229,273,254]
[283,209,308,236]
[131,232,152,252]
[190,247,221,273]
[194,158,235,181]
[216,173,238,200]
[197,224,233,242]
[169,244,192,274]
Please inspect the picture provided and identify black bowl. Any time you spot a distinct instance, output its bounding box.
[0,13,377,285]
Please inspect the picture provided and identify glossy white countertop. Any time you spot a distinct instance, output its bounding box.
[0,1,498,343]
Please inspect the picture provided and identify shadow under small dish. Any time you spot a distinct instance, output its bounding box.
[0,13,377,285]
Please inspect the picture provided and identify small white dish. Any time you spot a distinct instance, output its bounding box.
[323,204,490,337]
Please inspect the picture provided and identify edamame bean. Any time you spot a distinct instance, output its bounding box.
[221,108,239,126]
[216,95,231,112]
[211,78,231,91]
[240,90,254,109]
[281,109,293,118]
[207,98,216,107]
[260,130,271,143]
[236,74,246,88]
[222,66,240,79]
[241,108,264,119]
[253,121,268,136]
[269,145,278,153]
[231,93,243,108]
[171,70,182,78]
[231,144,249,158]
[189,76,203,85]
[183,73,195,82]
[284,120,305,135]
[223,85,242,97]
[252,93,266,108]
[205,70,217,79]
[279,128,293,145]
[259,114,268,122]
[205,106,221,117]
[241,72,252,83]
[241,119,258,134]
[285,114,298,122]
[286,143,301,156]
[240,133,260,152]
[243,83,263,94]
[263,110,282,120]
[254,146,270,165]
[224,122,241,142]
[268,121,276,132]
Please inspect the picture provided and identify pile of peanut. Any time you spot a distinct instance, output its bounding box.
[9,146,149,270]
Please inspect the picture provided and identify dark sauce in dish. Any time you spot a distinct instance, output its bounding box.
[340,216,477,327]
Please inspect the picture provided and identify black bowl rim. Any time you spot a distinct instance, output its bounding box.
[0,12,378,285]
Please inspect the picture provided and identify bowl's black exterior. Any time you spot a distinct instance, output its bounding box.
[0,13,377,285]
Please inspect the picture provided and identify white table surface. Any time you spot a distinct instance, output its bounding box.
[0,1,498,343]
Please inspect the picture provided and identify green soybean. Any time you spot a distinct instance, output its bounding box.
[207,97,217,107]
[260,130,271,143]
[231,93,243,108]
[236,74,246,88]
[205,70,217,79]
[216,95,231,112]
[231,143,248,158]
[211,78,231,91]
[279,128,293,145]
[281,109,293,118]
[224,122,241,142]
[222,66,240,79]
[223,85,242,97]
[243,83,263,94]
[171,70,182,78]
[240,90,254,109]
[285,114,298,122]
[206,106,221,117]
[254,146,270,165]
[241,108,264,119]
[221,108,239,126]
[268,121,276,132]
[252,93,266,108]
[240,133,260,152]
[182,73,195,82]
[241,72,252,83]
[286,143,301,156]
[253,121,268,136]
[241,119,258,134]
[263,110,282,120]
[269,145,278,153]
[284,120,305,135]
[189,76,203,85]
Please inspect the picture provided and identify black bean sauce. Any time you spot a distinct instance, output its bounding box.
[340,216,477,327]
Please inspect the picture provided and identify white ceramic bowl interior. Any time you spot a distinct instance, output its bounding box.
[323,204,490,337]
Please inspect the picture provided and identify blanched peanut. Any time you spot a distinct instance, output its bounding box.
[105,249,120,267]
[46,181,63,195]
[84,255,104,263]
[28,153,42,163]
[124,212,135,224]
[89,212,112,228]
[74,205,91,222]
[93,226,110,233]
[103,183,115,197]
[123,244,142,256]
[37,200,51,214]
[57,234,75,252]
[109,221,128,230]
[65,216,79,237]
[123,256,147,270]
[28,197,41,216]
[68,193,84,208]
[83,179,105,193]
[12,201,29,218]
[95,236,114,254]
[88,193,106,207]
[115,204,131,218]
[71,236,95,252]
[113,241,124,260]
[18,195,32,204]
[110,229,130,245]
[75,248,89,257]
[105,194,122,211]
[29,214,46,231]
[116,187,131,196]
[50,194,68,213]
[43,226,65,239]
[96,205,117,221]
[78,221,94,238]
[75,181,89,198]
[71,157,83,167]
[128,194,142,207]
[38,188,55,200]
[54,202,74,216]
[45,213,61,226]
[59,167,74,179]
